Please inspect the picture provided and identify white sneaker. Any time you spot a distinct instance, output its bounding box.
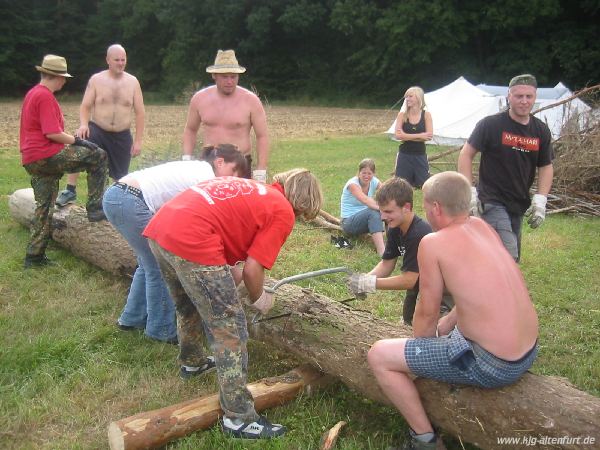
[221,415,286,439]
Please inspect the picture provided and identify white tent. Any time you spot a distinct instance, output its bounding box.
[386,77,590,145]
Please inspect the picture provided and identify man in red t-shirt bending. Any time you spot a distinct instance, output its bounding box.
[144,170,322,440]
[20,54,108,268]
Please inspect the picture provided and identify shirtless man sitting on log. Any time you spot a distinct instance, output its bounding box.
[182,49,269,181]
[367,171,539,450]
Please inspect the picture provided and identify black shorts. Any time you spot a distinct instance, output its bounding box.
[89,121,133,179]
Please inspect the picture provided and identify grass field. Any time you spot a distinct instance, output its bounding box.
[1,103,599,449]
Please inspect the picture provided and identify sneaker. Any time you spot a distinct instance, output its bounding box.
[390,430,438,450]
[23,254,55,269]
[180,356,216,379]
[55,189,76,207]
[87,208,107,222]
[116,321,141,332]
[339,237,353,249]
[221,415,287,439]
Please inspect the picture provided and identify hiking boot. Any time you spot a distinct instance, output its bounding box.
[180,356,216,379]
[56,189,76,207]
[87,208,107,222]
[24,254,55,269]
[221,415,287,439]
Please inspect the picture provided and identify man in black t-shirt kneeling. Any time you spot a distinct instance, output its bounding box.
[347,177,453,325]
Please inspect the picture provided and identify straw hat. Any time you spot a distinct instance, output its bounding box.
[35,54,73,78]
[206,50,246,74]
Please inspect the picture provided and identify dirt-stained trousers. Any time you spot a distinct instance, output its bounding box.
[148,240,259,422]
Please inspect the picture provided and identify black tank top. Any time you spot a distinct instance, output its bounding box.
[399,111,426,155]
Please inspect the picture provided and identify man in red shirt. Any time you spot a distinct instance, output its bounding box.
[144,170,322,440]
[20,55,108,268]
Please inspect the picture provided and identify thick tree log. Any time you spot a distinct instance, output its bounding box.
[9,188,137,276]
[108,365,330,450]
[9,188,600,449]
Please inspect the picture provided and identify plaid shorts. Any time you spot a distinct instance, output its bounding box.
[405,327,538,388]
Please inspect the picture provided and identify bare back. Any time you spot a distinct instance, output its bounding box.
[185,85,260,154]
[422,217,538,359]
[86,70,141,132]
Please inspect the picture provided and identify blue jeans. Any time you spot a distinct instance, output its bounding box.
[102,185,177,341]
[341,208,384,236]
[481,201,522,262]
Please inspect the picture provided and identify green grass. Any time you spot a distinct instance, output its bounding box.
[1,134,599,449]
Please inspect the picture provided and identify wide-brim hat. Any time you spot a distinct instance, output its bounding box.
[206,49,246,74]
[35,54,73,78]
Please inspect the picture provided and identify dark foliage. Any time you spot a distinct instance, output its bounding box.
[2,0,598,104]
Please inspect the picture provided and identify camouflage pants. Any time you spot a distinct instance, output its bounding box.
[23,144,108,257]
[149,240,259,421]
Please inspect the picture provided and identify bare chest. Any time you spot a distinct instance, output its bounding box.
[200,98,251,130]
[94,79,134,108]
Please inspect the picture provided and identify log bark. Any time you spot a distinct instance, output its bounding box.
[9,188,600,449]
[108,365,330,450]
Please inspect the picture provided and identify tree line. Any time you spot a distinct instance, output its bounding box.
[2,0,598,104]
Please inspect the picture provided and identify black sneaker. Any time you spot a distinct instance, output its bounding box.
[339,236,353,249]
[87,208,107,222]
[24,254,55,269]
[221,415,286,439]
[180,356,216,379]
[116,321,141,332]
[56,189,76,207]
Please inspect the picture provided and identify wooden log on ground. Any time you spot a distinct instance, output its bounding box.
[9,188,137,276]
[108,365,330,450]
[9,188,600,449]
[319,209,341,225]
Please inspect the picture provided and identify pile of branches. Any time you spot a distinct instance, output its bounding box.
[547,94,600,217]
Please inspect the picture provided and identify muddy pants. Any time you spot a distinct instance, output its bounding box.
[23,143,108,257]
[149,240,259,422]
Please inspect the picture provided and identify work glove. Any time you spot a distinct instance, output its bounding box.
[469,186,483,217]
[181,154,192,161]
[346,273,377,297]
[252,169,267,183]
[525,194,547,229]
[237,283,275,315]
[246,290,274,314]
[73,136,100,151]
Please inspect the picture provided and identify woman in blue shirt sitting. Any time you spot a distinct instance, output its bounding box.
[340,158,385,255]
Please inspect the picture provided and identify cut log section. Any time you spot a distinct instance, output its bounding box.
[108,365,330,450]
[9,188,600,449]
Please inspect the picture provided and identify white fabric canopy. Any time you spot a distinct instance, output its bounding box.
[386,77,590,145]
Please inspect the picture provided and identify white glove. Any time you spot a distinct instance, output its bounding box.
[346,273,377,296]
[247,290,274,314]
[181,154,192,161]
[252,169,267,183]
[525,194,547,229]
[469,186,482,217]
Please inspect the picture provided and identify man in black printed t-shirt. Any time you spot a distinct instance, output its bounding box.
[458,74,554,261]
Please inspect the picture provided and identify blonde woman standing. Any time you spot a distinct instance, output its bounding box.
[394,86,433,188]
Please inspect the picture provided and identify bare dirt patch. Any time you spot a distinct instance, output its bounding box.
[1,101,397,150]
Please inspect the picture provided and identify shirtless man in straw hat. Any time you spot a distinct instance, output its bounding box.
[56,44,145,207]
[182,49,269,181]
